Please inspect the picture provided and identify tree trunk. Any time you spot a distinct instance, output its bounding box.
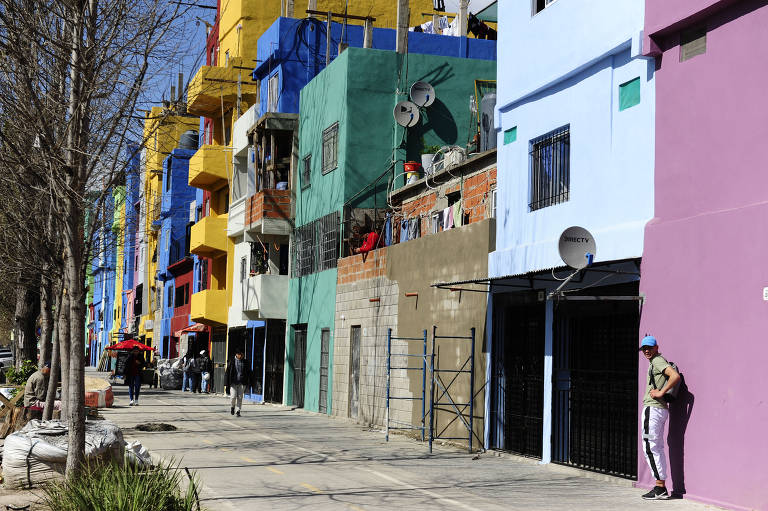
[58,288,70,422]
[38,276,54,368]
[13,283,40,367]
[43,285,63,421]
[66,247,86,475]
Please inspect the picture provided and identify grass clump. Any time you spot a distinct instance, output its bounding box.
[41,460,202,511]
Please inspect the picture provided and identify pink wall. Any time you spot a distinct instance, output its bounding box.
[640,1,768,509]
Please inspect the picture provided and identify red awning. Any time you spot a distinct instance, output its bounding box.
[174,323,207,338]
[105,339,154,351]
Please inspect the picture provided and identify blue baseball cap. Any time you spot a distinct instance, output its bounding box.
[639,335,657,351]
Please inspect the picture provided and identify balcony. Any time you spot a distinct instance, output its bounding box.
[187,58,259,117]
[189,144,232,192]
[242,274,288,319]
[190,289,228,326]
[190,214,228,257]
[246,189,292,236]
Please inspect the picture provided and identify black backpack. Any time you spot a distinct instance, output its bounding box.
[649,360,681,403]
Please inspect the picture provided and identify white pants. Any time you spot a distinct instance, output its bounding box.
[642,406,669,481]
[230,384,245,412]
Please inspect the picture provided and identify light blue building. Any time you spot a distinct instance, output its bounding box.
[89,190,116,367]
[121,145,141,336]
[485,0,654,479]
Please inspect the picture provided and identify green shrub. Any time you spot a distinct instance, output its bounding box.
[6,359,37,385]
[41,460,202,511]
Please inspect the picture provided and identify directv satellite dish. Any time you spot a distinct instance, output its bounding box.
[410,81,435,107]
[558,226,596,269]
[393,101,420,128]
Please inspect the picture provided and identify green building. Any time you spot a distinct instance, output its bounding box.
[286,47,496,413]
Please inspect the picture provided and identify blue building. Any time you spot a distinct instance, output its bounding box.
[120,145,141,338]
[486,0,654,479]
[89,189,117,367]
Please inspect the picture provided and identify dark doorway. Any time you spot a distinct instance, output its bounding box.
[491,291,545,458]
[552,284,639,478]
[349,325,361,419]
[211,327,226,393]
[319,329,330,414]
[291,325,307,408]
[264,320,285,403]
[250,326,265,396]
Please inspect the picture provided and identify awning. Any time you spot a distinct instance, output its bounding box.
[174,323,207,338]
[475,1,497,23]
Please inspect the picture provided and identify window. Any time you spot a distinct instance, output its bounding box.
[250,242,268,275]
[619,77,641,111]
[529,125,570,211]
[168,286,174,308]
[504,126,517,144]
[175,285,184,307]
[293,211,340,277]
[301,155,311,189]
[533,0,558,15]
[680,26,706,62]
[199,259,208,291]
[492,188,498,218]
[240,256,247,281]
[268,73,279,112]
[321,122,339,175]
[165,169,171,192]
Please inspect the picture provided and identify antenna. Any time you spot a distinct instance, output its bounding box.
[558,226,596,269]
[393,101,420,128]
[410,81,435,107]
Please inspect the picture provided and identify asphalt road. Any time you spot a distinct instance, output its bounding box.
[99,378,720,511]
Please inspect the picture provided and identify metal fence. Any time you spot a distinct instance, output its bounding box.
[529,125,570,211]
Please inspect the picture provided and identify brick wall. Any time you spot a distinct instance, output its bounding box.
[245,189,291,226]
[337,247,388,284]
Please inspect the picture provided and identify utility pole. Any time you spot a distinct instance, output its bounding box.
[458,0,468,37]
[396,0,409,54]
[363,17,373,48]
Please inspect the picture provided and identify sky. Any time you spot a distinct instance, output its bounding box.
[445,0,496,14]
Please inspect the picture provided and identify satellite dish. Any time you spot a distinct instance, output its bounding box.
[393,101,420,128]
[558,226,596,269]
[410,81,435,107]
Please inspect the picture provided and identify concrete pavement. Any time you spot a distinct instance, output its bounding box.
[100,378,722,511]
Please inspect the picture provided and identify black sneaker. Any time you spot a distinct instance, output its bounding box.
[642,486,669,500]
[230,407,234,415]
[236,411,241,417]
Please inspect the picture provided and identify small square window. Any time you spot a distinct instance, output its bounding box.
[619,77,641,111]
[302,155,311,189]
[268,73,279,112]
[680,27,706,62]
[504,127,517,144]
[321,122,339,175]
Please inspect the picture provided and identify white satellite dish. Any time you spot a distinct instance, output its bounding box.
[558,226,596,269]
[393,101,420,128]
[410,81,435,107]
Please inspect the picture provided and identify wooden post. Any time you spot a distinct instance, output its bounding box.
[396,0,409,54]
[458,0,468,37]
[433,14,439,34]
[363,18,373,48]
[326,11,332,66]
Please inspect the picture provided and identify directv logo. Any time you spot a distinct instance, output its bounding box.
[563,236,589,243]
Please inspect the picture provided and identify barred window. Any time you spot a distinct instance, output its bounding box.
[529,126,570,211]
[302,155,311,189]
[268,73,279,112]
[292,211,339,277]
[321,122,339,175]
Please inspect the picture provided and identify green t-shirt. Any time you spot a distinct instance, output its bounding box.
[643,354,671,409]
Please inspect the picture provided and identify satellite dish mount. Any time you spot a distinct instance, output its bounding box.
[548,226,597,299]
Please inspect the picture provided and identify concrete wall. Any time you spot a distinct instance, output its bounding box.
[639,2,768,509]
[492,2,654,278]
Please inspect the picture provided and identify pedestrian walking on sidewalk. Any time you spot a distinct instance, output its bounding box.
[125,347,146,406]
[225,350,251,417]
[181,349,193,392]
[198,350,212,393]
[639,335,681,500]
[185,352,202,393]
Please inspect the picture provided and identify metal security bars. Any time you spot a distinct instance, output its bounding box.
[386,330,428,443]
[321,122,338,174]
[292,211,340,278]
[529,125,570,211]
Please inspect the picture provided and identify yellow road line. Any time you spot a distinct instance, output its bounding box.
[202,439,214,445]
[348,505,366,511]
[266,466,284,475]
[219,447,232,452]
[240,456,256,463]
[300,482,322,493]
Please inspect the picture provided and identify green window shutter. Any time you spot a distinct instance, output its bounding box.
[619,77,641,111]
[504,126,517,144]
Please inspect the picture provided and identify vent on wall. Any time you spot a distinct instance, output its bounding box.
[680,27,706,62]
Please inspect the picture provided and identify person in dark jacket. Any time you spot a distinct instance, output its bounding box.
[225,350,251,416]
[125,347,146,406]
[198,350,213,393]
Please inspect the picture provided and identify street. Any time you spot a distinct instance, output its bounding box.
[99,377,720,511]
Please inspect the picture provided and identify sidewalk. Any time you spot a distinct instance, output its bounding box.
[99,378,723,511]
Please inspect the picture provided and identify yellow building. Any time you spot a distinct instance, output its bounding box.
[109,186,126,347]
[187,0,434,330]
[138,106,199,347]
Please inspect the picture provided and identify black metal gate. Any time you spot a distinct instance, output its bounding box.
[291,325,307,408]
[264,319,285,403]
[491,292,545,457]
[349,326,360,418]
[251,326,265,396]
[319,329,330,414]
[211,327,226,394]
[552,296,638,478]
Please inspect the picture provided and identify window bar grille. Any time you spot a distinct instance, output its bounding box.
[529,126,570,211]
